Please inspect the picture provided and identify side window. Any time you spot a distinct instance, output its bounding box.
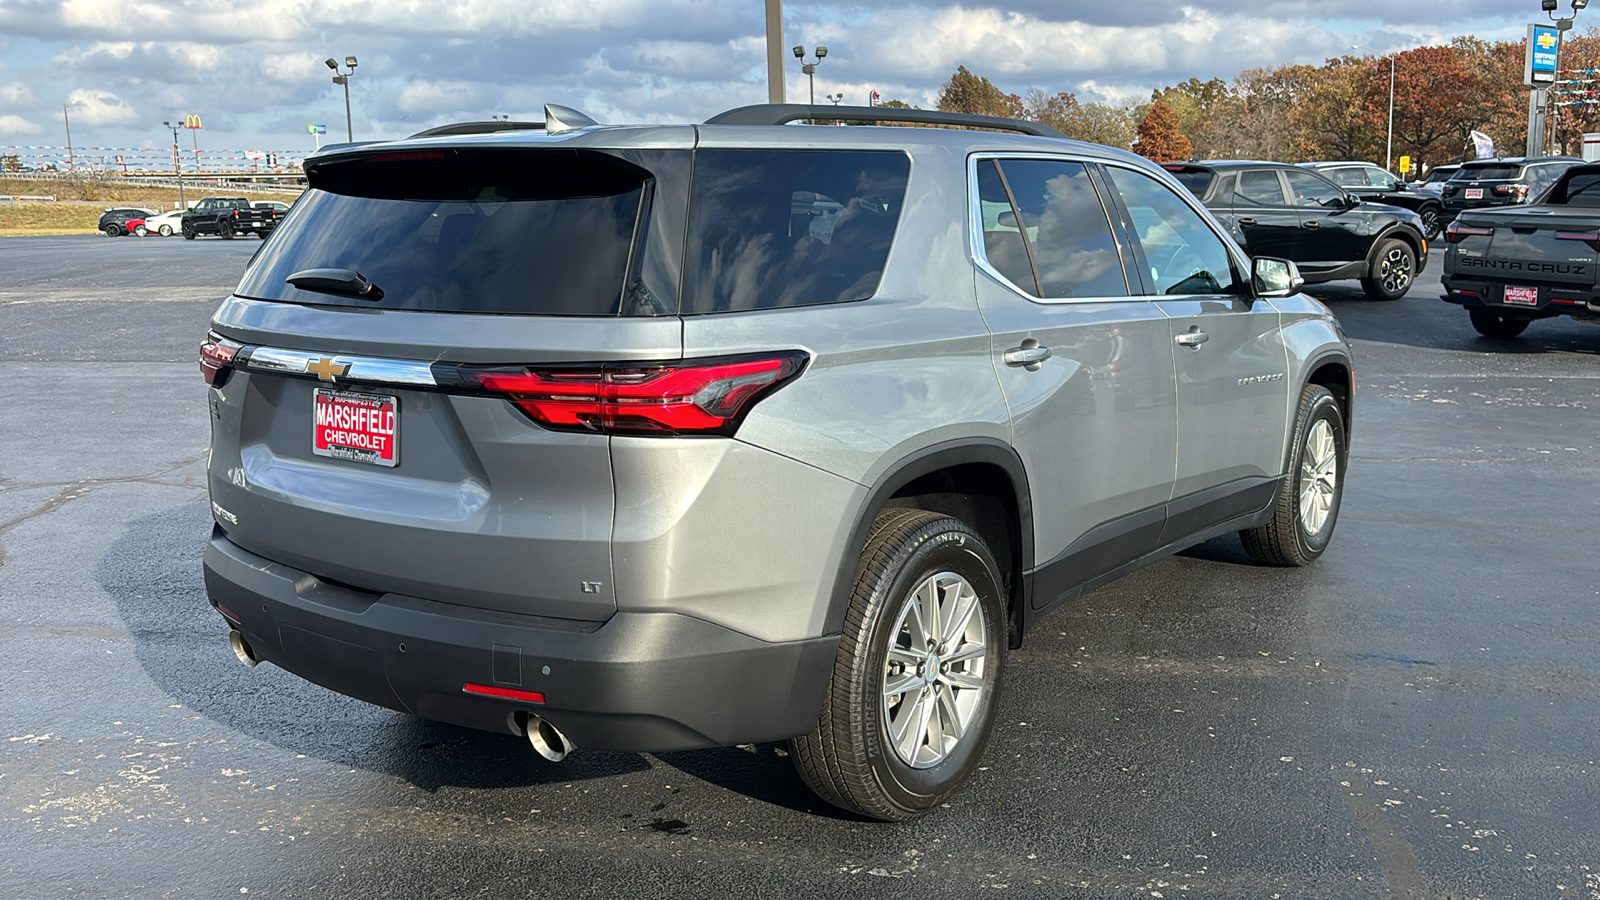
[992,159,1128,298]
[975,160,1040,295]
[1364,167,1397,190]
[1326,167,1366,187]
[1104,165,1246,297]
[1284,170,1347,208]
[1235,170,1288,206]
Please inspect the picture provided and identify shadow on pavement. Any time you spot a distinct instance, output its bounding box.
[99,500,650,790]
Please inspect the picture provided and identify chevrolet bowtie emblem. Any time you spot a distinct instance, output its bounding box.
[306,357,350,382]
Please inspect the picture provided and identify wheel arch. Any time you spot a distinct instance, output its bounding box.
[1303,351,1354,447]
[1367,223,1424,269]
[826,440,1034,649]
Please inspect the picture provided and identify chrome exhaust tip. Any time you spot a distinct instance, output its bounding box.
[527,716,574,762]
[228,630,259,667]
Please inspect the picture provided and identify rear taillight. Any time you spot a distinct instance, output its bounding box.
[1441,184,1458,196]
[1445,222,1493,243]
[1493,183,1531,201]
[456,352,808,436]
[199,331,243,386]
[1556,231,1600,250]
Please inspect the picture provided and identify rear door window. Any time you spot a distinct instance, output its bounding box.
[680,149,910,314]
[987,158,1129,299]
[1236,170,1289,206]
[237,149,653,316]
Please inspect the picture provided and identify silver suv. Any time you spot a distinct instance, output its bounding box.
[201,103,1352,820]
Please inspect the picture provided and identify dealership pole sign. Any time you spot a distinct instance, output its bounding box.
[1527,23,1561,86]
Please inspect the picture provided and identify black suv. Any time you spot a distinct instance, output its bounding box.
[97,207,157,237]
[1301,161,1443,240]
[1440,156,1580,216]
[1166,160,1428,301]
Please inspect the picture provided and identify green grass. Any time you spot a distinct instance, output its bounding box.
[0,204,102,235]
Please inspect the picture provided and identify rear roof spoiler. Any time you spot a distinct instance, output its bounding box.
[705,104,1068,140]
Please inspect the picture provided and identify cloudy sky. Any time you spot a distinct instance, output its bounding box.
[0,0,1540,161]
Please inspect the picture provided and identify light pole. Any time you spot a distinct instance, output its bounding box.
[1543,0,1590,155]
[827,93,844,106]
[326,56,358,142]
[791,45,827,105]
[162,120,185,208]
[1352,45,1396,173]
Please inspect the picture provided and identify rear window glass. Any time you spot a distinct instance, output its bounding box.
[1165,167,1214,197]
[1552,171,1600,206]
[1455,164,1521,180]
[236,150,648,316]
[681,149,910,314]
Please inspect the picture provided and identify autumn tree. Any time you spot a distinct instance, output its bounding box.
[1134,99,1193,162]
[938,66,1024,118]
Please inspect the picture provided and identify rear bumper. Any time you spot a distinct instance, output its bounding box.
[1440,279,1596,319]
[203,529,838,752]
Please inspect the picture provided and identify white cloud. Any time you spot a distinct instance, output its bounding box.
[0,113,44,134]
[396,79,482,116]
[0,81,40,108]
[65,88,137,125]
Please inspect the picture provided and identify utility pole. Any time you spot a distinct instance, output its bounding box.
[63,104,75,173]
[765,0,784,103]
[163,121,186,208]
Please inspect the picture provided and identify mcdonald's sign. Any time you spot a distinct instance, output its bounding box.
[184,115,203,129]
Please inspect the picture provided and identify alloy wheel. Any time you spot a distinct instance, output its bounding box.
[1298,419,1338,536]
[881,571,988,769]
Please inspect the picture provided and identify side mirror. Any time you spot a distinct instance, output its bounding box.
[1253,257,1304,298]
[1344,193,1361,208]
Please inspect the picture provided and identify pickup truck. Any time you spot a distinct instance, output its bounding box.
[1441,163,1600,339]
[181,196,280,240]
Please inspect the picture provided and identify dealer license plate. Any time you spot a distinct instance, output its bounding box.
[313,388,399,467]
[1465,188,1484,199]
[1503,285,1539,307]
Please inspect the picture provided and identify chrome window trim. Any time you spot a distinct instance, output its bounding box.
[966,152,1145,306]
[244,347,439,387]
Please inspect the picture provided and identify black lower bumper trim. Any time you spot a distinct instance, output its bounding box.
[204,530,838,752]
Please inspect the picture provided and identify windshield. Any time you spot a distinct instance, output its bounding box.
[1164,167,1215,197]
[1454,164,1522,181]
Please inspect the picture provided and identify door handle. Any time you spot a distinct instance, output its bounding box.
[1301,221,1321,229]
[1003,342,1052,371]
[1175,329,1209,348]
[1237,217,1258,227]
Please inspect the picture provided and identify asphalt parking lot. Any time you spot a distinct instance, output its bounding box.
[2,235,1598,899]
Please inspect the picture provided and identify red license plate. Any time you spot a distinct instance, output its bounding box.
[1503,285,1539,306]
[313,388,399,467]
[1465,188,1484,199]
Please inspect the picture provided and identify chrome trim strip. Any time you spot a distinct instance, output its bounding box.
[243,346,439,387]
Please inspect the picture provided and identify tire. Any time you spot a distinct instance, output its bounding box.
[1418,206,1442,241]
[1468,309,1530,339]
[104,224,122,237]
[1241,384,1345,567]
[158,224,173,237]
[182,223,196,240]
[133,225,147,237]
[790,509,1007,821]
[218,221,234,240]
[1360,238,1415,301]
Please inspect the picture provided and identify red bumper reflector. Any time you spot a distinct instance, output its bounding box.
[463,683,546,704]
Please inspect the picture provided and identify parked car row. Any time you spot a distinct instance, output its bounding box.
[99,199,294,238]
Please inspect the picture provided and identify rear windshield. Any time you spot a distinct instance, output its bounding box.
[681,149,910,313]
[1454,164,1522,181]
[1550,170,1600,206]
[1164,167,1214,197]
[237,149,648,315]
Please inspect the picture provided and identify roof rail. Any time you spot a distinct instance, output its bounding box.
[407,121,544,139]
[704,104,1068,140]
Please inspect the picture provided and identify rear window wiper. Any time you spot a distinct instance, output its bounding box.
[286,268,384,301]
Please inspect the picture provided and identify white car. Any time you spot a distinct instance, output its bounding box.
[143,209,186,237]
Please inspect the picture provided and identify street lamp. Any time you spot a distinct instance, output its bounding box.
[1546,0,1589,31]
[1352,45,1396,173]
[792,44,827,105]
[326,56,358,142]
[161,120,185,208]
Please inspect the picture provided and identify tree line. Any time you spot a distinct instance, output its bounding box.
[908,29,1600,174]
